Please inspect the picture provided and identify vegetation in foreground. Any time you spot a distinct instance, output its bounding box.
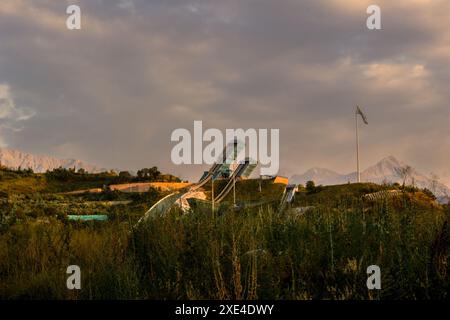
[0,168,449,299]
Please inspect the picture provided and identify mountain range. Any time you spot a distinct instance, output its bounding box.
[0,148,107,173]
[290,155,450,202]
[1,147,448,203]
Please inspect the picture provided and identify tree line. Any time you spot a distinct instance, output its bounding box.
[43,166,180,183]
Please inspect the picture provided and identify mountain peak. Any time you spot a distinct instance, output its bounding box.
[378,155,402,166]
[363,155,405,179]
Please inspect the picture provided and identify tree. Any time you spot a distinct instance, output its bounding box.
[430,172,440,195]
[136,167,161,181]
[119,171,132,179]
[306,180,316,193]
[396,165,413,187]
[149,166,161,180]
[423,188,437,201]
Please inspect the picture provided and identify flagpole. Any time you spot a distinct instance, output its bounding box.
[233,139,237,208]
[355,107,360,183]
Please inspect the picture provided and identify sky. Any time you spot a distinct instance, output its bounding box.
[0,0,450,182]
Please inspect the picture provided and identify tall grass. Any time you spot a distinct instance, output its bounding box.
[0,219,140,299]
[1,195,449,299]
[134,197,448,299]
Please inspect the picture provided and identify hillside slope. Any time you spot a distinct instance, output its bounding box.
[290,156,450,199]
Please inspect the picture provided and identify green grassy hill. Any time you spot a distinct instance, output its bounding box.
[293,182,440,209]
[0,169,113,194]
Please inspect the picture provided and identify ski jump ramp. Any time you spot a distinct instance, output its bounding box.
[137,143,261,223]
[278,184,297,213]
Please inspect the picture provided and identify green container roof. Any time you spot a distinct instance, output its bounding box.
[67,215,108,221]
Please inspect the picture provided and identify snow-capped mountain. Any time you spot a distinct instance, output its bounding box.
[0,148,108,173]
[290,156,450,199]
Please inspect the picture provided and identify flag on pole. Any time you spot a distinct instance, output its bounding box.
[356,105,368,124]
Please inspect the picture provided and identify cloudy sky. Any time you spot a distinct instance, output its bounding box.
[0,0,450,182]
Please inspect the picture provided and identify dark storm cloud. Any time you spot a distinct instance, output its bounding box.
[0,0,449,182]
